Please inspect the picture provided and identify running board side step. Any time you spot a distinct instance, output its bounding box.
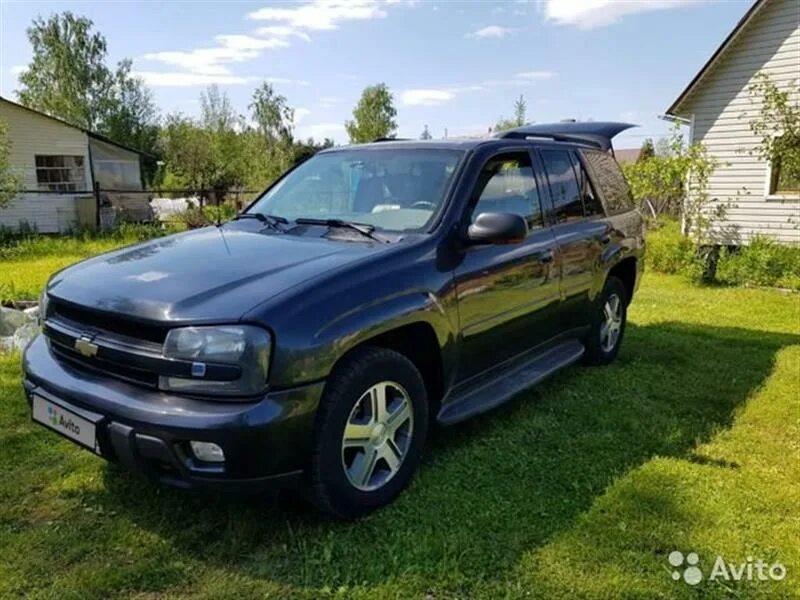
[437,339,585,426]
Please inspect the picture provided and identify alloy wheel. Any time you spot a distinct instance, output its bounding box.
[600,293,623,353]
[341,381,414,492]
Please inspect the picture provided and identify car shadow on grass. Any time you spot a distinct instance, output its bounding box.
[89,321,799,595]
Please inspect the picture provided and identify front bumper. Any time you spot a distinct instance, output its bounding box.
[22,335,324,492]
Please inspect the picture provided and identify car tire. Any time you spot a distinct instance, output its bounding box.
[306,346,429,519]
[583,276,628,365]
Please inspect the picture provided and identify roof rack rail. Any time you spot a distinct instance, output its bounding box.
[372,137,411,142]
[495,121,636,152]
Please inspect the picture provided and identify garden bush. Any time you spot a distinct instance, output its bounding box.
[645,219,699,276]
[717,235,800,290]
[647,219,800,290]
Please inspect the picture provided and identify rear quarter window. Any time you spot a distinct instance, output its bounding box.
[581,149,634,215]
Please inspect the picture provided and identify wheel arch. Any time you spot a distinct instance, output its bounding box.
[608,256,638,305]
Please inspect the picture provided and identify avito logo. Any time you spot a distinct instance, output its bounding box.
[47,405,81,436]
[669,551,787,587]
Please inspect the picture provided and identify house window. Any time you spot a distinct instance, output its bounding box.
[35,155,85,192]
[769,160,800,196]
[767,137,799,196]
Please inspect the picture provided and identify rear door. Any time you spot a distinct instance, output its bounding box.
[538,147,611,331]
[454,149,561,382]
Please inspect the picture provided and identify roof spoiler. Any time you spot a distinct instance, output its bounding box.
[495,121,637,152]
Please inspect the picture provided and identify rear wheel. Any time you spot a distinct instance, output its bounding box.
[307,347,428,519]
[583,276,627,365]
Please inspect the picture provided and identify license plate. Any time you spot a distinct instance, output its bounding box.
[32,395,98,453]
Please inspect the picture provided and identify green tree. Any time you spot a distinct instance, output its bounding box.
[495,94,527,132]
[160,87,273,198]
[621,126,718,242]
[638,138,656,162]
[345,84,397,143]
[0,119,21,209]
[249,82,295,179]
[746,72,799,192]
[16,12,158,153]
[17,12,112,130]
[291,137,334,166]
[420,124,432,140]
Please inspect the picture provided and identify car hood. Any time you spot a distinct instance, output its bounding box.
[47,225,387,323]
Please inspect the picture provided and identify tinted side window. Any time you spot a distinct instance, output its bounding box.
[471,151,543,229]
[582,149,635,215]
[571,151,604,217]
[541,149,582,223]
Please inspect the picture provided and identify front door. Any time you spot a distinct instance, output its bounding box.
[454,150,561,382]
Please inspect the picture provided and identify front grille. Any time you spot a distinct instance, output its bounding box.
[50,341,160,388]
[51,299,168,344]
[45,301,168,388]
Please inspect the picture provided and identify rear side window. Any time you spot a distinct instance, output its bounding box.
[541,149,583,223]
[570,151,604,218]
[582,149,635,215]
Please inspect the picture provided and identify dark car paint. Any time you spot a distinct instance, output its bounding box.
[23,136,645,488]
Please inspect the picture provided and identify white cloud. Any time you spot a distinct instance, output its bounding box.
[248,0,387,31]
[255,26,312,42]
[401,89,455,106]
[467,25,514,39]
[143,35,289,77]
[514,71,557,80]
[543,0,704,29]
[133,71,255,87]
[401,71,557,106]
[294,107,311,123]
[214,34,290,51]
[265,77,310,86]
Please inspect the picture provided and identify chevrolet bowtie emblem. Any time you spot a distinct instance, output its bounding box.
[75,336,99,358]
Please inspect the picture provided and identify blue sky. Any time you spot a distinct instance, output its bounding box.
[0,0,751,147]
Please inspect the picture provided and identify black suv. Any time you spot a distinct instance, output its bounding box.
[23,122,645,518]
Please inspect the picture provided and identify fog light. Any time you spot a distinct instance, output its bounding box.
[189,441,225,463]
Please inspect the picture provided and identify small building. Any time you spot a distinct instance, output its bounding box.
[0,96,151,233]
[664,0,799,244]
[613,148,644,165]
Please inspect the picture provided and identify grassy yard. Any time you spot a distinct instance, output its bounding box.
[0,227,167,303]
[0,258,798,598]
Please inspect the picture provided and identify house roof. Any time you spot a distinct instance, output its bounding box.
[0,95,154,159]
[614,148,643,164]
[666,0,768,117]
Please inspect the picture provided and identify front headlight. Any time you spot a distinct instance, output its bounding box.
[159,325,271,397]
[38,289,50,327]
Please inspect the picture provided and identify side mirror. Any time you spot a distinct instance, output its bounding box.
[466,212,528,245]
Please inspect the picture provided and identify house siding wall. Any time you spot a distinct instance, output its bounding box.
[679,0,800,244]
[0,100,92,233]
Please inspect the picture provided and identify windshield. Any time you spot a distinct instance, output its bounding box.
[247,148,464,232]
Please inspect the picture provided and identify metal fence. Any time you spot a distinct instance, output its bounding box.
[6,185,264,232]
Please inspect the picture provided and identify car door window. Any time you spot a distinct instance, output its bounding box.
[582,149,635,215]
[541,149,583,223]
[470,152,543,230]
[571,151,604,217]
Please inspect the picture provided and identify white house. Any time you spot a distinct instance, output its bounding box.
[665,0,799,244]
[0,96,148,233]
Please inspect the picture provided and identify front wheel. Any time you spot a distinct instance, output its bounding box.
[583,276,628,365]
[306,347,429,519]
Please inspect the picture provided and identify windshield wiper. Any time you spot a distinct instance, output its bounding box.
[294,218,388,243]
[232,212,288,230]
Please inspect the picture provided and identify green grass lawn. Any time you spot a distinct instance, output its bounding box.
[0,267,798,599]
[0,227,168,303]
